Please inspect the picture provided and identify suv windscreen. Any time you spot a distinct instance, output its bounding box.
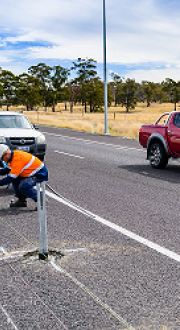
[0,115,32,129]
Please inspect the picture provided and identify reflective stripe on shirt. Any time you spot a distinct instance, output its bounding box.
[30,163,44,177]
[19,156,35,175]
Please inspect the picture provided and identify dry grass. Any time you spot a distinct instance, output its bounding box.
[1,102,178,139]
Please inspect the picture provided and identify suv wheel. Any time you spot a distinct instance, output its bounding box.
[149,143,168,169]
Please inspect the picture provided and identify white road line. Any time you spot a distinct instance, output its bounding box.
[0,303,19,330]
[46,190,180,263]
[45,132,142,152]
[54,150,85,159]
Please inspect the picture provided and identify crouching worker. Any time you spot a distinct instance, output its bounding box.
[0,144,48,207]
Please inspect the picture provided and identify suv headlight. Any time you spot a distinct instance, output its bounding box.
[37,134,46,144]
[0,136,6,143]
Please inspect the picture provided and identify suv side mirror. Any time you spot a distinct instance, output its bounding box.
[33,124,39,130]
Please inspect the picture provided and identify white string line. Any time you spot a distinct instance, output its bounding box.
[0,217,69,329]
[4,260,69,330]
[0,224,68,328]
[50,260,135,330]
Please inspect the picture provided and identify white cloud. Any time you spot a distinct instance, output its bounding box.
[126,67,180,83]
[0,54,11,63]
[26,33,103,62]
[1,0,180,81]
[0,0,101,33]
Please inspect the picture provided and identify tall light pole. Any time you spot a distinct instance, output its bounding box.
[103,0,108,134]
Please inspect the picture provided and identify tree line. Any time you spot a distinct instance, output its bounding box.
[0,58,180,113]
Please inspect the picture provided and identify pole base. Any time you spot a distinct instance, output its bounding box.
[39,252,48,260]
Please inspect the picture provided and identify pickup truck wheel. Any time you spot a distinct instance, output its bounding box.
[149,143,168,169]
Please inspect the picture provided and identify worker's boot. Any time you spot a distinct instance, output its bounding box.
[10,196,27,208]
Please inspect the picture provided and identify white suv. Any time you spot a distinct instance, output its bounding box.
[0,111,46,160]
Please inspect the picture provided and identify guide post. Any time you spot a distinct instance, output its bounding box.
[37,182,48,260]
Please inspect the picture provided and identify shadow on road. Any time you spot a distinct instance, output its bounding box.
[0,188,36,213]
[0,187,13,197]
[118,163,180,184]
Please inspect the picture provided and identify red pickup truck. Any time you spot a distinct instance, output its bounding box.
[139,111,180,168]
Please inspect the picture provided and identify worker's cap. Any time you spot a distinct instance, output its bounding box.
[0,144,10,159]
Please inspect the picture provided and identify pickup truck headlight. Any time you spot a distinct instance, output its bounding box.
[0,136,7,143]
[37,134,46,144]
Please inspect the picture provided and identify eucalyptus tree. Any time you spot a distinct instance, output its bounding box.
[0,69,18,110]
[66,82,80,113]
[18,73,42,110]
[28,63,53,111]
[109,72,123,106]
[141,81,157,107]
[0,84,3,107]
[71,58,97,112]
[162,78,180,110]
[116,78,138,112]
[153,83,167,103]
[51,65,70,111]
[86,77,104,112]
[136,82,146,102]
[0,83,3,98]
[0,68,3,104]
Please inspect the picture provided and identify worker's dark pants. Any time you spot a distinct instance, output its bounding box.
[12,177,40,202]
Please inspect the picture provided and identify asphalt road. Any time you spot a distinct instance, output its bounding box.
[0,126,179,330]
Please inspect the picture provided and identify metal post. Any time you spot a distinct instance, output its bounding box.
[91,121,94,134]
[103,0,108,134]
[37,182,48,260]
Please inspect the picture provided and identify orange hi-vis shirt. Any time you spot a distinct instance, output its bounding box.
[7,150,43,178]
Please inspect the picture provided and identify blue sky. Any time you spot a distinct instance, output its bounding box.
[1,0,180,82]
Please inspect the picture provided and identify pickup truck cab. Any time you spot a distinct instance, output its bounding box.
[139,111,180,168]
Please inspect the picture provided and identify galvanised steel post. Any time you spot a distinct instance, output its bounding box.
[37,182,48,260]
[103,0,108,134]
